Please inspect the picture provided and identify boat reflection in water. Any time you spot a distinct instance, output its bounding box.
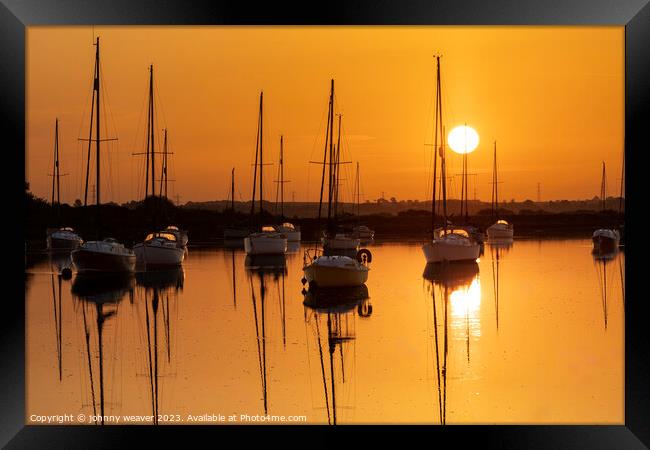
[134,267,184,424]
[302,284,372,425]
[592,247,621,329]
[71,272,135,424]
[487,238,513,330]
[245,254,288,415]
[422,261,480,425]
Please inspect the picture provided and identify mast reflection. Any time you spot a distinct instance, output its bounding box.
[422,261,480,425]
[245,255,287,415]
[135,267,184,424]
[71,272,134,424]
[302,285,372,424]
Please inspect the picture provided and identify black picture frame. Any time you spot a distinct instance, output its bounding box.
[4,1,649,448]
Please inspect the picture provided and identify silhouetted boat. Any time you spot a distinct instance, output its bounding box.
[422,56,480,264]
[48,227,83,251]
[592,162,620,253]
[272,135,301,242]
[132,67,187,267]
[71,37,135,273]
[46,118,83,251]
[244,92,287,256]
[303,80,369,288]
[134,231,185,268]
[486,141,514,241]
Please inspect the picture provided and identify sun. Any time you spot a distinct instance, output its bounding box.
[448,125,479,154]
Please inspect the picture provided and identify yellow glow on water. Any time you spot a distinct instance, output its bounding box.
[450,277,481,318]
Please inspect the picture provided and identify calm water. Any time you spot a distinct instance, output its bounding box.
[25,239,624,425]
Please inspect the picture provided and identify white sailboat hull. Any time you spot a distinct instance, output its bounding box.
[303,256,368,287]
[134,243,185,267]
[486,223,514,240]
[244,234,288,255]
[422,240,481,264]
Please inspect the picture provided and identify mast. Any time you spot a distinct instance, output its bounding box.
[259,92,264,223]
[619,150,624,215]
[462,141,469,223]
[431,56,442,238]
[441,125,447,233]
[317,83,332,225]
[95,38,101,207]
[52,119,59,207]
[231,168,235,212]
[327,80,335,234]
[159,128,168,199]
[492,141,498,218]
[149,65,156,198]
[250,93,261,223]
[355,162,360,224]
[600,161,606,212]
[280,136,284,217]
[334,114,342,219]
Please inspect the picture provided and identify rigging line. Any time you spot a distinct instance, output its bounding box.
[153,71,168,130]
[99,60,120,202]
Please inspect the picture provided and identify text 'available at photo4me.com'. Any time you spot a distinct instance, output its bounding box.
[29,413,309,424]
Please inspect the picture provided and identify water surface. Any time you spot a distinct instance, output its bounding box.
[26,239,624,424]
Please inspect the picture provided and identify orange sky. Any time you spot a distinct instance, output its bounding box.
[26,26,624,205]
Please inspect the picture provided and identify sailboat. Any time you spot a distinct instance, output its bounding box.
[71,38,136,273]
[133,66,185,267]
[486,141,514,241]
[592,161,620,254]
[350,162,375,243]
[46,118,83,251]
[422,56,481,264]
[303,80,369,288]
[272,135,301,242]
[244,92,288,256]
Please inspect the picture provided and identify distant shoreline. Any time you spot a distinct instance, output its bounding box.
[26,191,623,251]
